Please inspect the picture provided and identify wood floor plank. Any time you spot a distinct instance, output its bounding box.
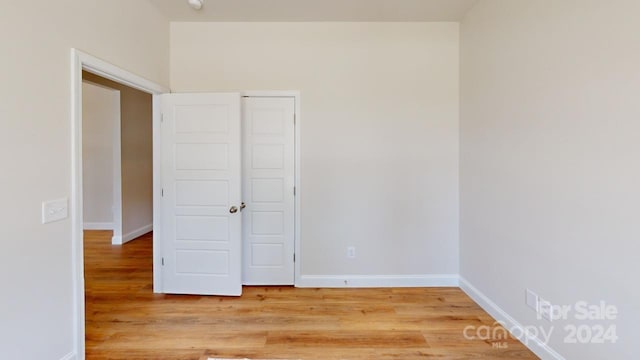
[84,230,539,360]
[265,330,428,348]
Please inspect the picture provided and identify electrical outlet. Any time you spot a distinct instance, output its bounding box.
[347,246,356,259]
[525,289,539,311]
[539,298,553,322]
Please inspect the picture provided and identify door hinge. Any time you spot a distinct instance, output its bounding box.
[161,257,165,266]
[161,188,164,197]
[293,186,296,196]
[294,113,296,125]
[161,113,164,123]
[293,253,296,262]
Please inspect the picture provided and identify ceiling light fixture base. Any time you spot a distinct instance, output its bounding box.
[187,0,204,11]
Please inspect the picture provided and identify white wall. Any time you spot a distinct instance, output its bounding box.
[0,1,168,359]
[460,1,640,358]
[82,81,119,229]
[171,22,460,279]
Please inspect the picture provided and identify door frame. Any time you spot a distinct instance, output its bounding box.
[71,49,169,359]
[241,92,302,286]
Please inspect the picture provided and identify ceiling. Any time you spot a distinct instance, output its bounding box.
[148,0,478,22]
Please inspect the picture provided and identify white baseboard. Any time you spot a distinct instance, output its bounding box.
[120,224,153,244]
[296,274,459,288]
[59,352,76,360]
[459,277,565,360]
[83,222,113,230]
[111,235,123,245]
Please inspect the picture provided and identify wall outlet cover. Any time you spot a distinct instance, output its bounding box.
[539,298,553,322]
[525,289,539,311]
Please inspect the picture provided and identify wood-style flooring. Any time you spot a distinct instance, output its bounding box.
[84,230,538,359]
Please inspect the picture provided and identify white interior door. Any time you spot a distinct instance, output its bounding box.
[242,97,295,285]
[161,93,242,296]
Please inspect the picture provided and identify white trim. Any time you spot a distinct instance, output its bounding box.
[82,222,114,230]
[297,274,459,288]
[243,90,300,98]
[77,51,168,95]
[459,277,566,360]
[152,94,163,293]
[111,235,123,245]
[71,48,168,360]
[121,224,153,244]
[70,48,85,360]
[241,91,302,288]
[294,95,302,288]
[59,352,77,360]
[111,88,123,246]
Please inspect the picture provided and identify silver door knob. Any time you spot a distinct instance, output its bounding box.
[229,206,238,214]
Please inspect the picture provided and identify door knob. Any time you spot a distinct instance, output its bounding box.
[229,206,238,214]
[240,202,246,211]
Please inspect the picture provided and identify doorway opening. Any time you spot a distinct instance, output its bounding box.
[82,71,154,244]
[71,49,168,359]
[81,71,155,357]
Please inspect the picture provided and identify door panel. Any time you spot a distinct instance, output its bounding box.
[242,97,295,285]
[161,93,242,296]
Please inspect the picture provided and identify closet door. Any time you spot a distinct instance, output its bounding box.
[242,97,296,285]
[161,93,242,296]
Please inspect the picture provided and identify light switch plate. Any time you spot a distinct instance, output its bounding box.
[42,198,68,224]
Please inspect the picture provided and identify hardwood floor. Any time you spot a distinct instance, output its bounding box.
[84,230,538,359]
